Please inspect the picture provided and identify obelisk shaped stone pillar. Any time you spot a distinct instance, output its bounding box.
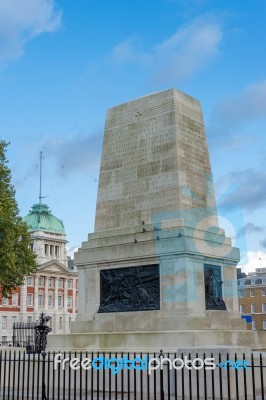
[95,89,217,232]
[74,89,243,336]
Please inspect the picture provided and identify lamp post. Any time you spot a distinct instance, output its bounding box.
[35,312,52,354]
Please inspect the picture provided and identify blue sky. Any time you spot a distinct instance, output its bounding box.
[0,0,266,271]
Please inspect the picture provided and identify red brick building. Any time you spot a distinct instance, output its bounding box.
[238,268,266,331]
[0,203,78,344]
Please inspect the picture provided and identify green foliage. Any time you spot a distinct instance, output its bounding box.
[0,141,37,297]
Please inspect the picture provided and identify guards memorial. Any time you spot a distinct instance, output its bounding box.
[50,89,266,350]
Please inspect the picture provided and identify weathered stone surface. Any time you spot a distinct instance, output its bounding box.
[59,89,257,351]
[95,89,217,232]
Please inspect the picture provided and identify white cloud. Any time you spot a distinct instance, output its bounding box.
[0,0,62,67]
[213,81,266,124]
[237,222,265,238]
[67,245,79,259]
[42,130,103,178]
[208,80,266,146]
[112,37,151,66]
[239,251,266,274]
[110,16,223,85]
[217,169,266,212]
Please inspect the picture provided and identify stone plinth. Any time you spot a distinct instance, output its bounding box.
[74,219,244,334]
[48,330,266,351]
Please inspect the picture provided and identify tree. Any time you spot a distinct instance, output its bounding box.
[0,141,37,297]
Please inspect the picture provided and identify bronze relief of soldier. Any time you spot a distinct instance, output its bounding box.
[98,265,160,313]
[204,265,227,310]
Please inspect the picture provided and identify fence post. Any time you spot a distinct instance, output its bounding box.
[12,323,15,347]
[159,349,165,400]
[42,351,47,400]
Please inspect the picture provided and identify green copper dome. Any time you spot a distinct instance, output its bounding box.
[23,203,65,234]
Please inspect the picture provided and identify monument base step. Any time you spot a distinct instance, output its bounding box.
[47,329,266,352]
[73,311,246,333]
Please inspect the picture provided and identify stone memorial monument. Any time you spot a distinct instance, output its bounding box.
[49,89,266,351]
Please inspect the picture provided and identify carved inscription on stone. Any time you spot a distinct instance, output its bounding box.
[95,90,216,231]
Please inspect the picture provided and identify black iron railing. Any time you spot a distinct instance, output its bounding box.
[0,350,265,399]
[12,322,36,351]
[13,313,52,354]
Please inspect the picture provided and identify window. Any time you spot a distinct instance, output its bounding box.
[2,336,7,344]
[240,280,244,286]
[38,294,43,306]
[251,304,256,313]
[58,295,63,307]
[30,243,34,252]
[45,244,49,255]
[263,278,266,284]
[27,316,33,323]
[250,290,255,297]
[263,304,266,313]
[48,294,53,307]
[48,278,54,288]
[50,245,54,256]
[58,279,63,288]
[59,317,63,330]
[12,293,18,306]
[67,296,72,308]
[252,321,256,330]
[69,317,72,328]
[251,279,256,284]
[12,316,17,325]
[67,280,72,289]
[27,294,33,306]
[2,297,9,306]
[55,246,59,257]
[262,289,266,296]
[27,277,33,286]
[38,277,44,287]
[2,316,7,330]
[239,290,245,298]
[239,305,244,313]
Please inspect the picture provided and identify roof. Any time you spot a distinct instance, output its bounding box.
[37,260,77,275]
[23,203,65,234]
